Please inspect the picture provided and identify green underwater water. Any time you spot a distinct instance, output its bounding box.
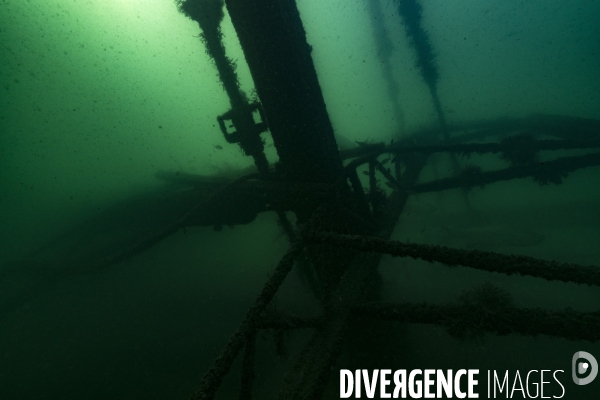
[0,0,599,399]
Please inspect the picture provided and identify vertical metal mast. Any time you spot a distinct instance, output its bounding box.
[225,0,343,185]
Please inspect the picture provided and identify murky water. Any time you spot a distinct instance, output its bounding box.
[1,0,599,399]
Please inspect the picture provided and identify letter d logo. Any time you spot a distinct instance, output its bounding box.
[572,351,598,385]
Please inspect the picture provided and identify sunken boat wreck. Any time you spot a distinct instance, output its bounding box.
[1,0,599,399]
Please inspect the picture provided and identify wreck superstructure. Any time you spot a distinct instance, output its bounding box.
[1,0,599,399]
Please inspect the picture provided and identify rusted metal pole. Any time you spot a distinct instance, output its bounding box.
[225,0,343,184]
[275,155,428,399]
[303,231,600,287]
[351,302,600,342]
[189,239,305,400]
